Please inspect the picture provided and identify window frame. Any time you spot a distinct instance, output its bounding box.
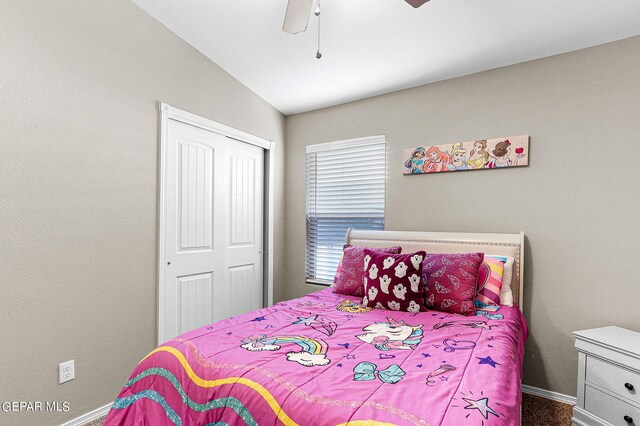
[304,135,387,285]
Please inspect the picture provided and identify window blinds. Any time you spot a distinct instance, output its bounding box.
[305,136,386,284]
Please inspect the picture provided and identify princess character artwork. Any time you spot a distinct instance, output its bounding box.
[448,142,468,171]
[422,146,452,173]
[402,135,529,175]
[466,139,489,169]
[404,147,427,174]
[485,139,525,168]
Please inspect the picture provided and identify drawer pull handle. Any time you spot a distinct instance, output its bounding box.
[625,383,635,391]
[624,415,633,424]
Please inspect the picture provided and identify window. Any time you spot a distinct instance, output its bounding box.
[305,136,386,284]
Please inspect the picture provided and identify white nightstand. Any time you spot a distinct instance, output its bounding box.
[573,326,640,426]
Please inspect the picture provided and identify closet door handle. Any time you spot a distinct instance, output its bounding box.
[625,383,635,391]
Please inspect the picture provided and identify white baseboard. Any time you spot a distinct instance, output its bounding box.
[60,402,112,426]
[522,384,577,405]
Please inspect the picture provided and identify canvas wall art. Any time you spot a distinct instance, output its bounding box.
[403,135,530,175]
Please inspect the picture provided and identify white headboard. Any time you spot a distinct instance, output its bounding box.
[345,229,525,312]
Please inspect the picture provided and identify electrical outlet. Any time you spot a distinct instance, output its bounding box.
[59,360,75,384]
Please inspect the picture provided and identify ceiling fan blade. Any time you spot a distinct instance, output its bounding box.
[405,0,430,8]
[283,0,314,34]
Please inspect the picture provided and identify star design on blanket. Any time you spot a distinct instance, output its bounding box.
[476,356,500,368]
[251,316,267,322]
[294,315,320,326]
[292,314,337,336]
[462,397,499,419]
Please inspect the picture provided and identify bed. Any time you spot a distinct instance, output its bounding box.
[104,230,528,426]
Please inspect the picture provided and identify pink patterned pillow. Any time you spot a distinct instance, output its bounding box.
[422,252,484,315]
[474,256,506,309]
[362,249,426,313]
[333,245,402,296]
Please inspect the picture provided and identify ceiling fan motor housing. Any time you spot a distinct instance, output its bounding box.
[405,0,430,8]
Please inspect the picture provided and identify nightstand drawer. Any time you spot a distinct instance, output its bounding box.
[587,356,640,404]
[585,385,640,426]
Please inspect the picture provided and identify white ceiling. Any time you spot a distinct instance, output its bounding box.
[132,0,640,115]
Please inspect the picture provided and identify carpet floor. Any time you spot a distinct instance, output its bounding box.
[84,392,573,425]
[521,393,574,425]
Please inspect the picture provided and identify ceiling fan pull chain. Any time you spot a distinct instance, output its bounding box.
[315,0,322,59]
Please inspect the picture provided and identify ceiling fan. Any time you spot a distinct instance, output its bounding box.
[283,0,430,34]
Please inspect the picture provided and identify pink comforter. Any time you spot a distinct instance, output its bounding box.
[105,288,528,425]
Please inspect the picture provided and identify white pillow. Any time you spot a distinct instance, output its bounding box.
[498,256,515,307]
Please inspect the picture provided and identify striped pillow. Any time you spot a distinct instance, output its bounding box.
[474,256,506,309]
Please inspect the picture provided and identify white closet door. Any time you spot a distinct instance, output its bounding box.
[161,119,263,342]
[222,139,264,320]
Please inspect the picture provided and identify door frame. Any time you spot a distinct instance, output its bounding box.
[157,103,275,344]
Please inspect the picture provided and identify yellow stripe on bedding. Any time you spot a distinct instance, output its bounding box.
[487,261,504,274]
[141,346,299,426]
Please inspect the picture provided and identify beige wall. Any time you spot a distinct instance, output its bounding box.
[0,1,285,425]
[2,0,639,421]
[284,36,640,397]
